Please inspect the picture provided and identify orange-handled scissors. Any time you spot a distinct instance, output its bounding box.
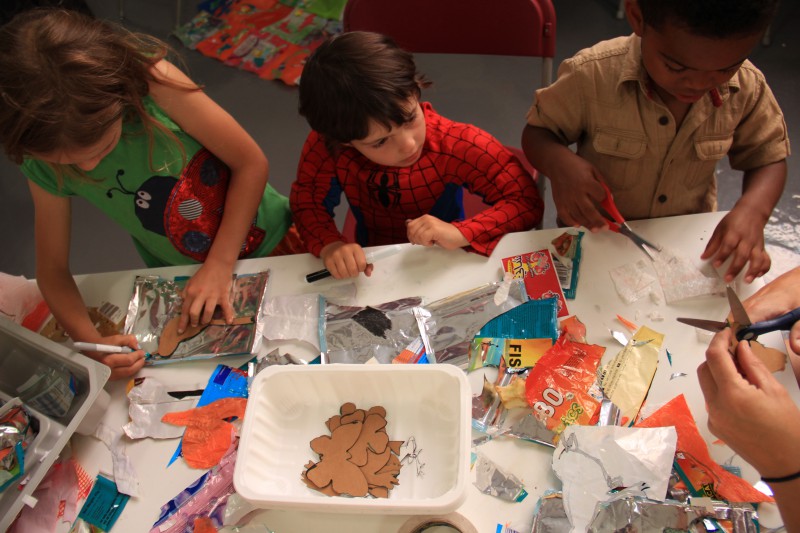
[598,181,662,260]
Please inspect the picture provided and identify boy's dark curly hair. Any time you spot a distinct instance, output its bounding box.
[638,0,779,39]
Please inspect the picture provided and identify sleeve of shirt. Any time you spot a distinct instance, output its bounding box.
[289,132,346,257]
[728,68,791,171]
[20,159,73,197]
[525,57,588,145]
[449,125,544,256]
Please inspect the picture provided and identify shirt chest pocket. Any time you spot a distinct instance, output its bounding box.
[694,136,733,161]
[590,128,648,190]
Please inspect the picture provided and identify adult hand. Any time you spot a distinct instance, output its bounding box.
[320,241,372,279]
[743,267,800,355]
[697,329,800,479]
[405,215,468,250]
[701,207,770,284]
[178,258,234,334]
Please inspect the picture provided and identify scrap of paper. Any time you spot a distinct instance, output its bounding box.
[94,423,139,497]
[552,425,677,532]
[599,326,664,425]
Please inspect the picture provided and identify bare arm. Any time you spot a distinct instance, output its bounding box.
[149,60,270,331]
[702,160,787,283]
[29,181,144,378]
[521,124,607,230]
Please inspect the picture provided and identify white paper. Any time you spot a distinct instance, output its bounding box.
[552,425,677,532]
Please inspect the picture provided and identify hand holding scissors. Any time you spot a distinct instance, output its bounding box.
[597,181,662,260]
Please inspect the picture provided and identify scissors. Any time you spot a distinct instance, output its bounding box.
[597,181,662,260]
[677,286,800,341]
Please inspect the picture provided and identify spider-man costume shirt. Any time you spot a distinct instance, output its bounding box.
[291,103,543,257]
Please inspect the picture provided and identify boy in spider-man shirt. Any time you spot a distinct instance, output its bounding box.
[290,31,544,280]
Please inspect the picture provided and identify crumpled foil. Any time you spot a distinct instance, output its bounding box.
[473,453,528,502]
[125,271,270,364]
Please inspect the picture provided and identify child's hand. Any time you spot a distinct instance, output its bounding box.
[549,155,609,231]
[701,208,770,283]
[178,259,235,334]
[85,334,146,380]
[320,241,372,279]
[405,215,469,250]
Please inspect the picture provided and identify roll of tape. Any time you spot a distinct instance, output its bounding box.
[397,512,478,533]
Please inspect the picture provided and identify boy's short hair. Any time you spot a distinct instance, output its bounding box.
[638,0,778,39]
[298,31,430,151]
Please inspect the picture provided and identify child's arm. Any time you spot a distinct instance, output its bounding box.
[521,124,608,230]
[28,182,145,379]
[406,216,468,249]
[148,60,269,333]
[701,160,787,283]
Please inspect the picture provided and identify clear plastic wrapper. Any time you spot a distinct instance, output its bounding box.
[260,292,320,351]
[415,281,527,367]
[323,297,423,364]
[125,272,270,364]
[652,247,725,303]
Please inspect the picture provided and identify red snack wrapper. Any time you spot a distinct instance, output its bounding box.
[635,394,772,503]
[524,333,604,436]
[502,250,569,318]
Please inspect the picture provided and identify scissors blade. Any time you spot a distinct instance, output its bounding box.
[618,224,661,260]
[726,286,751,328]
[676,317,728,332]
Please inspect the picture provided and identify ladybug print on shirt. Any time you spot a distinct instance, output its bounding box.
[106,148,264,261]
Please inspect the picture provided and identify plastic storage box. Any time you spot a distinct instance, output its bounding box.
[0,319,110,531]
[235,364,470,514]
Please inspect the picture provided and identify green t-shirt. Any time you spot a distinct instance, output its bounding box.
[22,97,291,267]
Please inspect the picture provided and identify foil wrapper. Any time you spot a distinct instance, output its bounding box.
[416,280,527,367]
[473,453,528,502]
[531,494,759,533]
[125,271,270,365]
[0,400,36,490]
[324,297,423,364]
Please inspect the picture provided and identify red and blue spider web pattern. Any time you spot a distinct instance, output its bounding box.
[290,107,543,257]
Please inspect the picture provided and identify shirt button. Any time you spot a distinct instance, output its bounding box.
[658,194,668,203]
[658,116,669,125]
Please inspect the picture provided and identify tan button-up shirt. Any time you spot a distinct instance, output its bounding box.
[526,34,790,219]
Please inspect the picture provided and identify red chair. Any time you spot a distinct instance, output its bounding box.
[342,0,556,87]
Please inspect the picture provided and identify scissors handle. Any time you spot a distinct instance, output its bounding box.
[598,181,625,225]
[737,307,800,341]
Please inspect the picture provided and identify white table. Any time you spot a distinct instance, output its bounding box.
[66,212,798,532]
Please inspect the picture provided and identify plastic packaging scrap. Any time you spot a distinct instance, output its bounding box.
[551,230,584,299]
[473,452,528,502]
[469,298,559,371]
[125,271,270,364]
[552,425,678,532]
[162,397,247,469]
[0,400,36,492]
[652,247,725,303]
[150,449,244,533]
[501,249,570,317]
[260,292,321,351]
[415,280,527,367]
[9,455,83,533]
[123,377,200,440]
[598,326,663,426]
[531,493,759,533]
[524,333,606,438]
[77,474,130,532]
[323,297,423,364]
[609,260,659,304]
[635,394,772,503]
[0,273,43,328]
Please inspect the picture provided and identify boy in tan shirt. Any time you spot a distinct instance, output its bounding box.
[523,0,789,284]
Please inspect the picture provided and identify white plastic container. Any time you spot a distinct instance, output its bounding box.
[234,364,470,514]
[0,319,110,531]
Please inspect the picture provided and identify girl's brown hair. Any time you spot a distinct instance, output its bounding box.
[0,9,193,170]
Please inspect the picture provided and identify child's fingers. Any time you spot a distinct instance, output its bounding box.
[743,248,771,284]
[104,351,146,380]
